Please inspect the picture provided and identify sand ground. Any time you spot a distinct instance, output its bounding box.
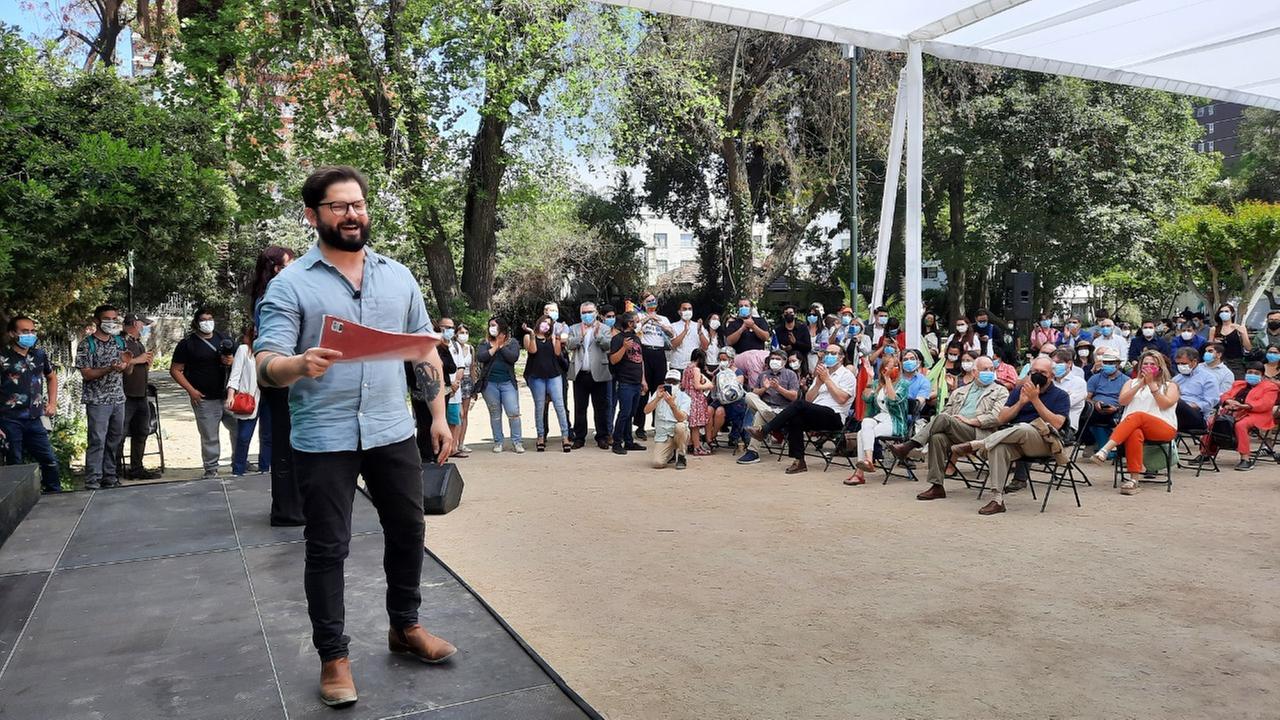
[156,377,1280,719]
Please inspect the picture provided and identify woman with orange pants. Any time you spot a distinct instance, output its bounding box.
[1090,351,1181,494]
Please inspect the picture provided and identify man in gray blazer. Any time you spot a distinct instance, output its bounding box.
[887,355,1009,498]
[566,301,615,449]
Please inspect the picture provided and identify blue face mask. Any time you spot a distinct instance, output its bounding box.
[1102,363,1118,375]
[1219,311,1232,322]
[1202,351,1215,363]
[1053,362,1067,378]
[976,321,988,329]
[16,333,36,349]
[850,325,862,335]
[991,357,1000,367]
[548,311,559,321]
[840,315,852,326]
[884,345,897,355]
[1101,327,1113,336]
[1040,319,1052,328]
[603,317,616,328]
[887,329,899,337]
[823,354,839,368]
[738,306,751,318]
[902,359,919,373]
[807,314,819,325]
[581,313,595,325]
[442,328,455,342]
[1245,374,1261,386]
[1266,352,1280,364]
[977,370,996,385]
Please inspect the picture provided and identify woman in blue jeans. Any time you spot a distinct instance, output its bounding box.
[477,317,524,453]
[523,314,572,453]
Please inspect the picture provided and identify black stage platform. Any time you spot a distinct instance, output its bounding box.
[0,476,598,720]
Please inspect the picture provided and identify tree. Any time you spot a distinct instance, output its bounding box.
[0,27,234,324]
[1236,108,1280,202]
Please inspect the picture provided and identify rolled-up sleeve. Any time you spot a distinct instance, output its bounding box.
[254,278,301,357]
[405,274,433,334]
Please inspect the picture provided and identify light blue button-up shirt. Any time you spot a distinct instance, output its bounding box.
[1173,364,1219,420]
[254,244,432,453]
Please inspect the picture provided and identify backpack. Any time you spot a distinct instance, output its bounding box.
[86,335,126,355]
[715,367,745,404]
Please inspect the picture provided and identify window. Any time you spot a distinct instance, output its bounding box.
[656,260,668,274]
[680,232,694,248]
[1207,105,1215,116]
[1206,122,1215,135]
[1207,140,1215,152]
[646,248,656,266]
[1196,141,1204,152]
[653,233,668,249]
[923,266,939,279]
[1196,107,1204,118]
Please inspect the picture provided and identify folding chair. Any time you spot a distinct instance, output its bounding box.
[145,383,166,473]
[974,420,1090,513]
[1176,429,1218,476]
[1112,440,1173,492]
[803,414,859,472]
[1248,405,1280,465]
[875,399,924,484]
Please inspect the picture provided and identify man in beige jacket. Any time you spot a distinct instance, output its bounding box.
[888,355,1009,499]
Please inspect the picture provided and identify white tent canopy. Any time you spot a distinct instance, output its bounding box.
[600,0,1280,346]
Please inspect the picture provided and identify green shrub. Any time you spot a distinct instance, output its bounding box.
[49,414,87,487]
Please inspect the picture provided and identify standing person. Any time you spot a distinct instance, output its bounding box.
[476,317,523,453]
[1208,302,1251,378]
[566,302,612,450]
[1252,309,1280,351]
[523,314,572,453]
[537,302,569,437]
[171,308,236,479]
[681,347,715,455]
[773,305,811,365]
[643,369,691,470]
[633,293,673,440]
[75,305,132,490]
[0,316,61,493]
[668,300,707,372]
[227,324,263,476]
[121,313,158,479]
[805,304,829,373]
[254,166,456,707]
[250,245,301,525]
[449,324,474,456]
[609,311,647,455]
[920,312,943,357]
[724,297,772,353]
[705,312,724,365]
[406,320,457,463]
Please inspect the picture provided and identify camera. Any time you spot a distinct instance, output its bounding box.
[219,338,236,356]
[662,383,674,395]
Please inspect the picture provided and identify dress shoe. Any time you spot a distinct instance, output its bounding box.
[635,429,647,441]
[1003,479,1026,494]
[978,500,1005,515]
[745,427,765,443]
[597,439,611,450]
[319,657,358,707]
[916,484,946,500]
[951,441,977,457]
[888,441,916,460]
[389,624,457,664]
[625,442,646,451]
[785,460,807,475]
[572,439,585,450]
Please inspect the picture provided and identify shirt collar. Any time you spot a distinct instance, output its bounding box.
[298,242,388,270]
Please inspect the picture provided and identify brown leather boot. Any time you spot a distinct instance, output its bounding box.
[319,657,357,707]
[389,624,458,664]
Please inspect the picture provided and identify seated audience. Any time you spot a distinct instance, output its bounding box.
[1084,348,1127,449]
[707,346,747,452]
[738,349,800,464]
[1201,341,1236,394]
[1171,322,1207,357]
[947,357,1072,515]
[643,369,691,470]
[992,354,1019,390]
[1030,315,1056,353]
[1262,344,1280,383]
[1074,340,1096,380]
[1090,351,1181,494]
[748,344,858,475]
[1172,346,1218,432]
[1052,348,1088,431]
[888,356,1009,499]
[1127,320,1172,363]
[1092,317,1129,359]
[847,355,911,485]
[899,349,935,404]
[1193,362,1279,471]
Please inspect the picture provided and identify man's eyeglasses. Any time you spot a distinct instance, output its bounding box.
[317,200,368,216]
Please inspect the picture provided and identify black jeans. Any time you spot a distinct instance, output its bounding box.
[123,395,149,470]
[634,347,667,431]
[1175,399,1208,432]
[293,436,424,661]
[763,400,844,459]
[263,387,303,525]
[573,371,610,443]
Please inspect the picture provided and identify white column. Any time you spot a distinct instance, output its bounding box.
[904,42,924,349]
[871,70,907,313]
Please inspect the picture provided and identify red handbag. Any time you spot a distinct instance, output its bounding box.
[228,391,256,415]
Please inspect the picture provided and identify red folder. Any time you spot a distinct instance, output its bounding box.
[317,315,441,363]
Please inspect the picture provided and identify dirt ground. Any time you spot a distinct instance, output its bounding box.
[151,377,1280,719]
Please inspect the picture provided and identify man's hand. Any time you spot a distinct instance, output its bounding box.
[221,353,234,367]
[43,401,56,418]
[299,347,343,379]
[813,363,828,382]
[430,417,454,465]
[133,351,153,365]
[187,388,205,404]
[743,317,755,329]
[1021,378,1041,401]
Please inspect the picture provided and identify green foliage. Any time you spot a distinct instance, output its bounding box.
[1151,201,1280,316]
[1235,108,1280,202]
[49,413,88,483]
[0,27,235,325]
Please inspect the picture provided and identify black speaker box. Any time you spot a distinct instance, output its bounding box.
[423,463,464,515]
[1009,272,1035,321]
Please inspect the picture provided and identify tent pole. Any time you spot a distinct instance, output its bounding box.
[847,45,860,313]
[871,71,907,311]
[904,42,924,349]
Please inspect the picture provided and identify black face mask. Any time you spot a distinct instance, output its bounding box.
[1030,372,1049,389]
[784,314,796,323]
[1269,320,1280,331]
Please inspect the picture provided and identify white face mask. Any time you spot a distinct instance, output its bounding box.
[101,321,123,336]
[719,359,729,368]
[1181,331,1193,341]
[680,310,692,321]
[788,360,801,370]
[709,319,721,330]
[960,361,975,372]
[1077,348,1090,358]
[1176,364,1192,375]
[197,320,215,335]
[768,359,783,371]
[955,325,968,334]
[489,325,499,337]
[457,333,469,344]
[1142,328,1155,339]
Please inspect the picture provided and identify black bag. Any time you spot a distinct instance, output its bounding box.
[1210,414,1238,450]
[422,462,464,515]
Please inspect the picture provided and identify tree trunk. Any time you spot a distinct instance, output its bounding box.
[460,110,509,310]
[720,137,753,298]
[418,205,459,314]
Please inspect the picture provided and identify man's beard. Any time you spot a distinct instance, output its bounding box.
[316,216,370,252]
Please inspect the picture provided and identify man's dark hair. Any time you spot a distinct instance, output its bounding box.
[1175,347,1199,362]
[974,307,990,318]
[1096,308,1110,320]
[598,303,615,316]
[7,314,33,332]
[93,304,118,320]
[191,307,215,331]
[1053,348,1075,364]
[875,306,888,314]
[1208,341,1226,354]
[301,166,369,209]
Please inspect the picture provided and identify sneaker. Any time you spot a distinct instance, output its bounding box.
[1119,479,1139,495]
[459,444,472,454]
[100,478,122,488]
[1003,479,1026,494]
[512,443,526,454]
[675,455,687,470]
[84,480,101,491]
[201,469,219,479]
[635,429,647,441]
[612,445,628,456]
[736,449,761,465]
[625,443,646,451]
[492,443,504,453]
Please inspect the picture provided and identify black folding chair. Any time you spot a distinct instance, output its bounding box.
[1112,439,1173,492]
[975,419,1090,513]
[1177,429,1218,476]
[802,414,859,472]
[1249,406,1280,465]
[875,399,924,484]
